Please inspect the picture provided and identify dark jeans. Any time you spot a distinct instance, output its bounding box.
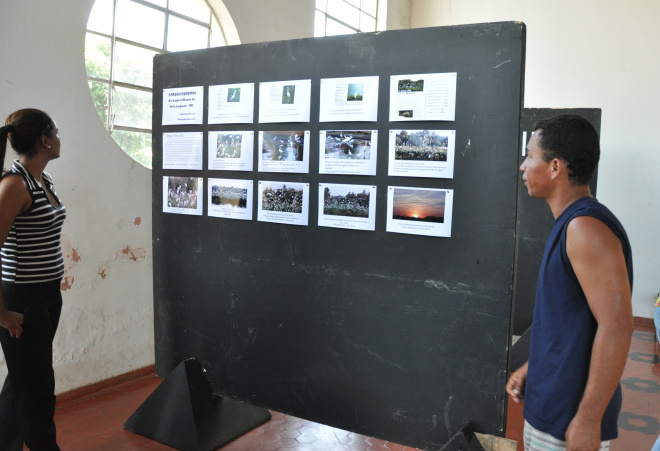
[0,281,62,451]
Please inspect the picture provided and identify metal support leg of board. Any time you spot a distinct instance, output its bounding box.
[439,424,486,451]
[438,424,516,451]
[124,358,271,451]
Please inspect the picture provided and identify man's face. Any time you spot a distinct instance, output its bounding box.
[520,131,553,198]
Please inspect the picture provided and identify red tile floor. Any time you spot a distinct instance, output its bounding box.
[51,321,659,451]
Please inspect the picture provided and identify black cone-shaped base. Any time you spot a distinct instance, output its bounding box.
[439,424,486,451]
[124,358,271,451]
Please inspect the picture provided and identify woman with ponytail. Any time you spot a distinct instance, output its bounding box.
[0,108,65,451]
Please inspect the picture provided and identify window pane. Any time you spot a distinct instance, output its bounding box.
[112,130,153,169]
[87,0,113,35]
[141,0,166,7]
[112,86,152,129]
[88,81,109,126]
[314,11,326,37]
[327,0,359,30]
[315,0,327,12]
[362,0,378,17]
[167,16,209,52]
[85,33,111,79]
[325,17,355,36]
[169,0,210,23]
[360,11,376,32]
[116,0,165,49]
[345,0,360,7]
[114,42,158,87]
[210,18,227,48]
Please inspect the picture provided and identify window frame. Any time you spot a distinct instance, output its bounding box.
[85,0,227,168]
[314,0,378,36]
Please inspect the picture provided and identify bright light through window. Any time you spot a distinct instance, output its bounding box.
[85,0,227,169]
[315,0,378,37]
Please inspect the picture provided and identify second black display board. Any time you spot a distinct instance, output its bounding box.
[152,22,526,449]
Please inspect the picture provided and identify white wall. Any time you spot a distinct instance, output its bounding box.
[411,0,660,318]
[0,0,155,392]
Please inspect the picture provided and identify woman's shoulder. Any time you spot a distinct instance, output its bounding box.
[0,171,32,216]
[0,170,28,187]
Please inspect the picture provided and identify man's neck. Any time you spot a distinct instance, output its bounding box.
[546,185,593,219]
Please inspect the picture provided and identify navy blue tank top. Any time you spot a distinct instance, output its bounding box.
[523,197,633,441]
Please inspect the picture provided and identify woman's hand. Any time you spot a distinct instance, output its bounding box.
[0,308,24,338]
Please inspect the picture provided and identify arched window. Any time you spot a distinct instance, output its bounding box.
[314,0,378,36]
[85,0,229,169]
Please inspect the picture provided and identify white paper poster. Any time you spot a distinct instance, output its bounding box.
[162,132,203,170]
[162,176,204,216]
[208,83,255,124]
[207,131,254,172]
[162,86,204,125]
[388,129,455,179]
[257,181,309,226]
[258,130,310,174]
[318,130,377,176]
[318,183,376,231]
[386,186,453,237]
[207,178,253,220]
[319,76,379,122]
[389,73,456,122]
[258,79,311,123]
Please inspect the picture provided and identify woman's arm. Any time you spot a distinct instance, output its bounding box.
[0,175,32,337]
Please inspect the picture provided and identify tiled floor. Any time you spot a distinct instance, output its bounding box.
[51,322,659,451]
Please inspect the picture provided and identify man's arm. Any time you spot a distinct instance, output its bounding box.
[565,215,634,451]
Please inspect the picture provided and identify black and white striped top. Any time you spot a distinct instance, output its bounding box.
[1,160,66,284]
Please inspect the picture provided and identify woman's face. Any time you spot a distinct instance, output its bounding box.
[44,123,61,159]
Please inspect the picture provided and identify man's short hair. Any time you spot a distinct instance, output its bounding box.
[533,114,600,186]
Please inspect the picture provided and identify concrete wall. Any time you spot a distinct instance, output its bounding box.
[410,0,660,319]
[1,0,656,393]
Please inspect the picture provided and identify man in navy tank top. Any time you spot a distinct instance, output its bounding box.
[506,114,634,451]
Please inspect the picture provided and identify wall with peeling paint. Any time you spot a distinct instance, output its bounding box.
[0,0,157,392]
[409,0,660,319]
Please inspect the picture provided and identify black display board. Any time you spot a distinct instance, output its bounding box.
[152,23,525,449]
[512,108,601,336]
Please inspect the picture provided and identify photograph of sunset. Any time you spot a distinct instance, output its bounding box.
[392,187,445,223]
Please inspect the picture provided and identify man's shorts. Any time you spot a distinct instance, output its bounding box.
[524,420,610,451]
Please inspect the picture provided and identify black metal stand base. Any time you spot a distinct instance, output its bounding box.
[124,358,271,451]
[439,424,486,451]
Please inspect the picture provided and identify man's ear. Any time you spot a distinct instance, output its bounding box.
[550,158,568,180]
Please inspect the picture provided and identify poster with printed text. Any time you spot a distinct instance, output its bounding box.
[318,130,378,176]
[208,131,254,172]
[162,176,204,216]
[259,79,311,123]
[386,186,453,237]
[257,181,309,226]
[388,129,455,179]
[389,73,456,122]
[318,183,376,231]
[162,132,203,170]
[258,130,310,174]
[319,76,379,122]
[162,86,204,125]
[208,83,255,124]
[207,178,253,220]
